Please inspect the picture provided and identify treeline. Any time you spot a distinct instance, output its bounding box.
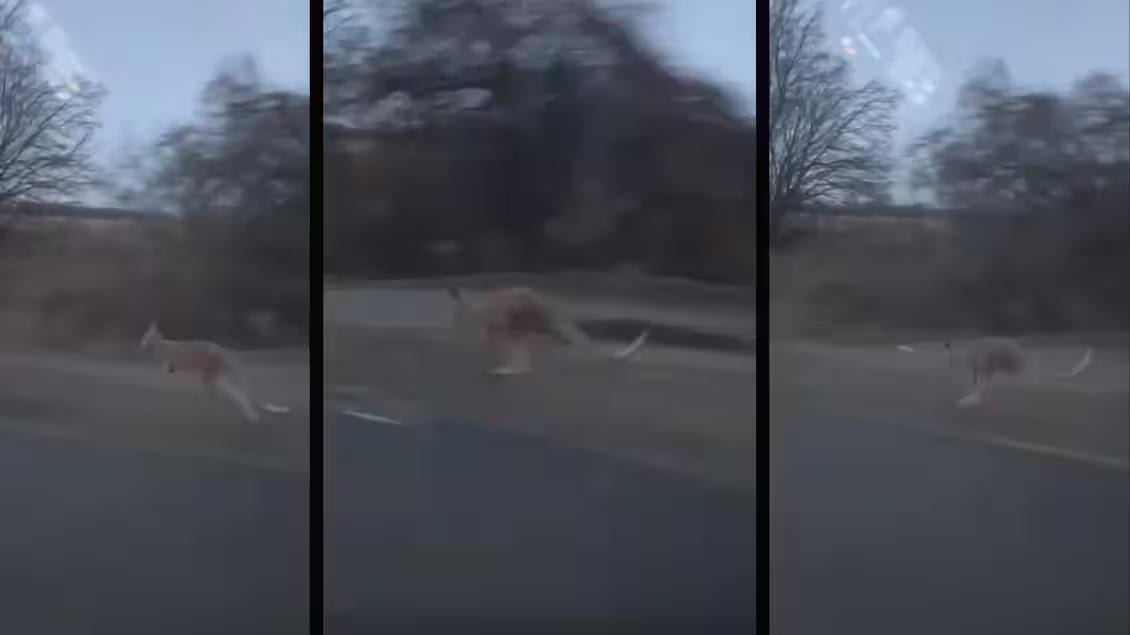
[770,0,1128,332]
[323,0,756,284]
[1,56,312,348]
[109,56,311,342]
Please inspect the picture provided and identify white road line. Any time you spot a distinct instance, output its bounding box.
[904,419,1130,472]
[337,408,409,426]
[972,432,1130,472]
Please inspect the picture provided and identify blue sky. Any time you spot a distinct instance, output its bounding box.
[640,0,755,115]
[825,0,1130,149]
[30,0,308,181]
[30,0,1128,150]
[641,0,1127,147]
[821,0,1130,200]
[27,0,1126,204]
[30,0,755,168]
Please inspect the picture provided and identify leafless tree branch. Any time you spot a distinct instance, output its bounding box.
[0,0,103,206]
[768,0,899,241]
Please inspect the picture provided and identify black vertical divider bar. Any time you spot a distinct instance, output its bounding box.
[310,1,324,631]
[754,0,772,633]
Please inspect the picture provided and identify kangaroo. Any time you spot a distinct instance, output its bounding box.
[446,287,649,376]
[947,337,1093,407]
[140,322,286,422]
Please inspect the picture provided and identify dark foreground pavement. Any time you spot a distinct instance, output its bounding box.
[324,415,759,632]
[327,408,1127,634]
[773,415,1130,635]
[0,428,309,635]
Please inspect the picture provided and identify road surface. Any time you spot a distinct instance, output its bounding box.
[324,412,759,631]
[326,404,1127,634]
[0,427,308,635]
[324,282,1127,633]
[771,413,1129,635]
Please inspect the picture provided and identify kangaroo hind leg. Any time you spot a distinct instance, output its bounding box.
[489,329,533,376]
[215,373,261,423]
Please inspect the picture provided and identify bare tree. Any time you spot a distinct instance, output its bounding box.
[768,0,898,242]
[0,0,104,204]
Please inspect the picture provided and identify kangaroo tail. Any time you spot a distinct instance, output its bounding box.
[552,313,649,361]
[1058,347,1093,378]
[1024,345,1093,382]
[612,329,650,359]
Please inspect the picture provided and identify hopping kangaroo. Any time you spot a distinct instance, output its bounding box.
[140,322,268,422]
[948,337,1093,407]
[446,287,649,375]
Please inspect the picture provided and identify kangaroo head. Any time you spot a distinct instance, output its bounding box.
[141,321,161,349]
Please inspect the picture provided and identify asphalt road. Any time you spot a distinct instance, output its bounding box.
[324,413,759,632]
[0,428,309,635]
[772,414,1130,635]
[326,408,1128,634]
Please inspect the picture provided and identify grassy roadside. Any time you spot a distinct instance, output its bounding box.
[0,350,310,472]
[324,324,757,488]
[770,342,1129,467]
[326,281,1127,476]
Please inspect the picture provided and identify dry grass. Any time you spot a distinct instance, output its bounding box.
[324,323,757,487]
[1,222,309,466]
[769,223,1127,464]
[326,281,1128,478]
[773,211,1128,336]
[772,230,974,337]
[0,220,306,352]
[770,339,1129,465]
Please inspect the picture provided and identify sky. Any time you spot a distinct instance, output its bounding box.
[825,0,1130,150]
[824,0,1129,200]
[639,0,755,116]
[641,0,1128,148]
[28,0,1126,205]
[643,0,1127,202]
[29,0,309,200]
